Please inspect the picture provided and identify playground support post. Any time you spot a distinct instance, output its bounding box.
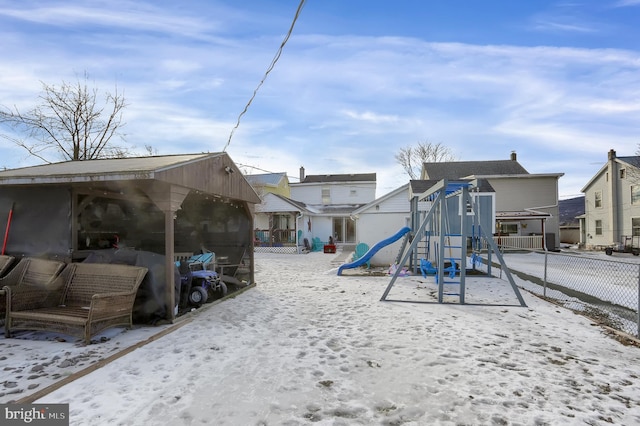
[381,190,443,301]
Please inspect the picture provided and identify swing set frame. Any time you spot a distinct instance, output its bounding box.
[380,179,527,307]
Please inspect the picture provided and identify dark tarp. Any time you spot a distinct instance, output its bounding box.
[0,186,72,258]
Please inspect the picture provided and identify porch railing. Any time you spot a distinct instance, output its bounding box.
[483,235,544,250]
[254,229,297,246]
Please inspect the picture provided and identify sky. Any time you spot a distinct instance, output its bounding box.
[0,0,639,199]
[2,250,640,425]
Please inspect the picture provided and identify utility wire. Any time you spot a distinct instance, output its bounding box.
[223,0,307,152]
[236,162,300,181]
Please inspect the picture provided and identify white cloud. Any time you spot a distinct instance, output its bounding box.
[0,3,639,198]
[615,0,640,6]
[532,19,598,33]
[341,110,400,124]
[0,1,224,38]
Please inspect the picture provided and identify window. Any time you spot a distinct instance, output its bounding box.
[595,220,602,235]
[632,186,640,205]
[499,222,518,235]
[321,187,331,204]
[273,214,290,229]
[633,218,640,237]
[620,169,626,179]
[332,217,356,243]
[595,191,602,208]
[459,194,478,216]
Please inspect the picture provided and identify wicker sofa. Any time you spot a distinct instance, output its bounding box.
[4,262,148,344]
[0,254,15,276]
[0,257,66,318]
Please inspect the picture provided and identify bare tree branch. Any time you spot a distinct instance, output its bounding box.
[395,141,457,179]
[0,72,129,162]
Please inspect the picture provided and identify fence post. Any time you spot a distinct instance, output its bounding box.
[543,250,548,297]
[637,264,640,338]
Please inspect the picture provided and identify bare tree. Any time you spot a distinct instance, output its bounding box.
[395,141,456,179]
[0,73,128,163]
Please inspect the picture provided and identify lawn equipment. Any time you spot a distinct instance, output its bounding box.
[177,252,228,308]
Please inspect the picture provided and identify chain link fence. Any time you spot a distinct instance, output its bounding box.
[487,250,640,338]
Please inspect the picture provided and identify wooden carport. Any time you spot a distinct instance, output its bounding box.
[0,153,261,321]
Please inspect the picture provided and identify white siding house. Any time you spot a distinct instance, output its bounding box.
[351,184,411,266]
[253,193,305,250]
[581,149,640,250]
[290,167,376,245]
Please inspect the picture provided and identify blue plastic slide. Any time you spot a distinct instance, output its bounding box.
[337,227,411,275]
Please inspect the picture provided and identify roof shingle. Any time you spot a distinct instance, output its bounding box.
[422,159,528,180]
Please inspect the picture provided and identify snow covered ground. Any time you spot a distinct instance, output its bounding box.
[492,250,640,337]
[2,250,640,425]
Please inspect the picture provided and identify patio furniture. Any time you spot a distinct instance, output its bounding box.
[0,257,66,317]
[0,254,15,276]
[352,243,371,268]
[312,237,326,252]
[4,262,148,344]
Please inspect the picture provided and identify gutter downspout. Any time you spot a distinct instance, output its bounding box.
[296,212,303,252]
[608,150,619,245]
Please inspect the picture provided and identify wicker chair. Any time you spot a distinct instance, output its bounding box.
[0,257,66,318]
[0,254,15,277]
[4,262,148,344]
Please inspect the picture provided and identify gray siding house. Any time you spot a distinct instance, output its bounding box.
[421,152,563,250]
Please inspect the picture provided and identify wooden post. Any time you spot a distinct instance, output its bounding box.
[141,182,190,322]
[164,210,176,320]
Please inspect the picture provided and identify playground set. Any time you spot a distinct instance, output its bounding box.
[336,227,411,276]
[338,179,526,307]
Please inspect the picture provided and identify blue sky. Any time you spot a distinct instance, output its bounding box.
[0,0,639,198]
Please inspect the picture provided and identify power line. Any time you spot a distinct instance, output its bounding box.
[236,164,301,183]
[222,0,307,153]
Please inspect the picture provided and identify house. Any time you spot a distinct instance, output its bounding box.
[350,184,411,265]
[253,192,309,253]
[247,167,376,253]
[420,152,563,251]
[580,149,640,250]
[559,196,584,245]
[244,172,290,198]
[248,151,561,262]
[245,172,296,251]
[0,153,261,322]
[290,167,376,247]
